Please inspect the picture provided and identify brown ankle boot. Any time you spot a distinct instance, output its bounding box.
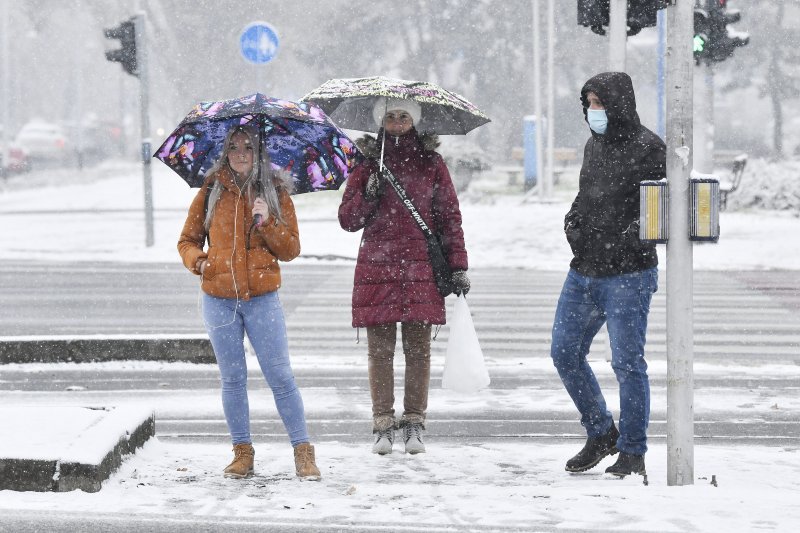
[223,443,254,478]
[293,443,321,481]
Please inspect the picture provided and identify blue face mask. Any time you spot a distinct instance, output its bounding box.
[587,108,608,135]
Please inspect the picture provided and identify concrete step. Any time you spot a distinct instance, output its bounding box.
[0,405,154,492]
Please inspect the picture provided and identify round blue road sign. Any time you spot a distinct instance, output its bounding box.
[240,22,279,64]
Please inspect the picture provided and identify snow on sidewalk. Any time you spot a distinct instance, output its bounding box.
[1,438,798,531]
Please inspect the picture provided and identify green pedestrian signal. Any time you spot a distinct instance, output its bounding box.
[693,34,707,54]
[693,7,711,62]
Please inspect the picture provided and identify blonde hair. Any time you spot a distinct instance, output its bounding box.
[204,124,294,231]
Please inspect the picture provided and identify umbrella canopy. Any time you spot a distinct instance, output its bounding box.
[301,76,490,135]
[154,93,360,192]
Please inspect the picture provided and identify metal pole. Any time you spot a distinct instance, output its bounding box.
[136,12,154,247]
[532,0,543,190]
[656,8,666,139]
[665,0,695,487]
[705,65,714,171]
[542,0,554,199]
[608,0,627,71]
[1,0,10,179]
[693,63,714,173]
[73,0,85,170]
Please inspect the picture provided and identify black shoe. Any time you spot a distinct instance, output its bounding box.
[565,423,619,472]
[605,452,646,477]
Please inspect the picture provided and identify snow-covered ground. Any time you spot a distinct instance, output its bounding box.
[2,356,799,531]
[0,159,798,270]
[2,438,798,532]
[1,160,799,531]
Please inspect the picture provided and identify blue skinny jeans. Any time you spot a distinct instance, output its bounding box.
[202,291,309,447]
[550,267,658,455]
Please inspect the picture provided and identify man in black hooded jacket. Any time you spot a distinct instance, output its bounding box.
[550,72,664,478]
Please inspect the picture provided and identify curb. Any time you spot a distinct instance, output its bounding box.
[0,406,155,492]
[0,336,215,364]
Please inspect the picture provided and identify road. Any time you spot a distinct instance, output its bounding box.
[1,262,798,447]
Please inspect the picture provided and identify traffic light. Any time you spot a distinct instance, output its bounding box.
[104,19,137,77]
[693,1,749,65]
[626,0,669,36]
[707,0,749,63]
[693,7,711,62]
[577,0,609,36]
[577,1,669,37]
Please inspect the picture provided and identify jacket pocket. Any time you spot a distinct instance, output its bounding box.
[565,216,584,257]
[584,222,643,265]
[203,249,219,280]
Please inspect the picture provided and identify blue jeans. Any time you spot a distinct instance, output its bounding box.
[550,268,658,455]
[202,291,309,447]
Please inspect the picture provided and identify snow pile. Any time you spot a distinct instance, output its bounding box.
[728,157,800,214]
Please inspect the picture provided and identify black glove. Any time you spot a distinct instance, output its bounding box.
[564,211,580,232]
[565,212,582,251]
[364,170,385,201]
[451,270,470,296]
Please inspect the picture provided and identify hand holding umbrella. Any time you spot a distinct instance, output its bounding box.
[252,197,270,227]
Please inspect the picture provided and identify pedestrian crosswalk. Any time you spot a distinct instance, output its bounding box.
[267,265,800,446]
[1,263,798,446]
[282,266,800,367]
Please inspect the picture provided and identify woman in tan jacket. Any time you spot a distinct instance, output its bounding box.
[178,124,320,481]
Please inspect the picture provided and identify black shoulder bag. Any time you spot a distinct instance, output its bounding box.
[380,166,454,297]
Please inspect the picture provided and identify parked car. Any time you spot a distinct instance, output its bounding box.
[14,120,69,166]
[0,125,30,175]
[61,117,115,166]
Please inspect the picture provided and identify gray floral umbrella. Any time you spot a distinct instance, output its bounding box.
[301,76,490,135]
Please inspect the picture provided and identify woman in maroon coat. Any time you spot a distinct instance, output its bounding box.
[338,97,470,455]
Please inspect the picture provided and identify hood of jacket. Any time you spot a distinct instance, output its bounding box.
[581,72,641,143]
[355,128,440,161]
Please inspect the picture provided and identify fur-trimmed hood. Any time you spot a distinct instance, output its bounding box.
[355,129,440,160]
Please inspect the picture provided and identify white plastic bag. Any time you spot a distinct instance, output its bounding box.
[442,295,490,393]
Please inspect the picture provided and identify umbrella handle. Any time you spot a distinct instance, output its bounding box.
[378,99,388,170]
[254,132,266,225]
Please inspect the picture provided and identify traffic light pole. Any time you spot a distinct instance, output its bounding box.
[608,0,627,70]
[543,0,554,199]
[665,0,695,487]
[531,0,543,192]
[1,0,9,179]
[656,9,667,139]
[693,63,714,174]
[134,13,154,248]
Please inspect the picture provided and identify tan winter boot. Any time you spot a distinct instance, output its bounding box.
[223,443,254,479]
[293,442,321,481]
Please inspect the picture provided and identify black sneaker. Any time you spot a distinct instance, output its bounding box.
[565,422,619,472]
[605,452,646,477]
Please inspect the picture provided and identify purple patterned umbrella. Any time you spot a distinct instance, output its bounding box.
[153,93,361,192]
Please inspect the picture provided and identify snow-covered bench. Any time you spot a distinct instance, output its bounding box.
[719,153,748,210]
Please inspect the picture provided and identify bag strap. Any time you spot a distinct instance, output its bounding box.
[202,180,215,248]
[381,166,436,241]
[382,164,454,297]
